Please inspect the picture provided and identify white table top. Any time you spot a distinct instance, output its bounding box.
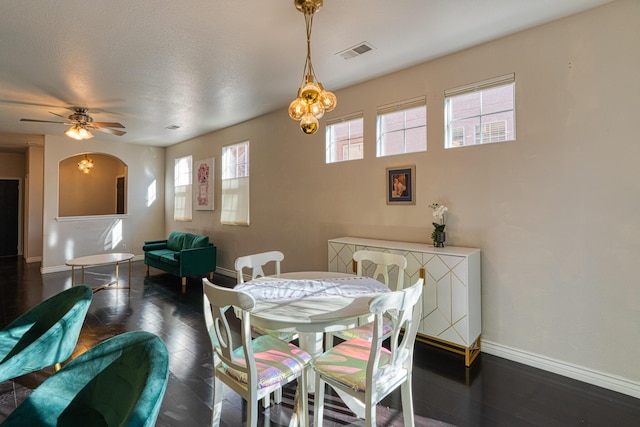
[65,252,134,267]
[236,271,389,334]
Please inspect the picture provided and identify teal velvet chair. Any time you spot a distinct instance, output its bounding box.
[0,285,93,382]
[1,330,169,427]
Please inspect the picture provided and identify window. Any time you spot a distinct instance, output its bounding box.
[221,141,250,225]
[174,155,192,221]
[376,96,426,157]
[326,113,364,163]
[445,73,515,148]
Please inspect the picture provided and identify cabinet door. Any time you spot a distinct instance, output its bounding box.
[328,241,355,274]
[421,254,470,346]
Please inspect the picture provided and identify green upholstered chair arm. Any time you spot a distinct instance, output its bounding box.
[1,331,169,427]
[142,241,167,251]
[0,285,93,383]
[180,245,217,275]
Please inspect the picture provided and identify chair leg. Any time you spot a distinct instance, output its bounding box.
[248,396,259,427]
[262,395,270,408]
[146,264,150,276]
[401,378,415,427]
[313,374,325,427]
[181,277,187,293]
[211,376,223,427]
[274,387,283,404]
[209,272,214,281]
[299,368,309,427]
[365,400,376,427]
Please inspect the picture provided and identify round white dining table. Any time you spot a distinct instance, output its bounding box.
[235,271,390,420]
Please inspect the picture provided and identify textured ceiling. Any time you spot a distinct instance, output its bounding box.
[0,0,614,150]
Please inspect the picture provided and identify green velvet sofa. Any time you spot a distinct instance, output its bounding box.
[143,231,216,291]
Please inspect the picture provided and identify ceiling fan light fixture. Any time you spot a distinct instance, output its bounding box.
[65,124,94,141]
[289,0,336,135]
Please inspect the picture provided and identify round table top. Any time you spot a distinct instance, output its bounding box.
[240,271,389,334]
[65,252,135,267]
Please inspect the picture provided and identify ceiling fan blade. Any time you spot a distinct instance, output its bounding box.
[49,111,67,119]
[20,118,67,124]
[91,122,125,129]
[93,127,127,136]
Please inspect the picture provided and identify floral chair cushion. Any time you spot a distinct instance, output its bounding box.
[335,317,394,341]
[222,335,311,389]
[312,337,399,392]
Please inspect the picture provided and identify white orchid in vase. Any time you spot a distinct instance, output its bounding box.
[429,203,448,247]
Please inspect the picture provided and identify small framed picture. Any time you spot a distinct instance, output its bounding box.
[386,165,415,205]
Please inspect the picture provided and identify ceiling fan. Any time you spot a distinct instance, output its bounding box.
[20,107,126,140]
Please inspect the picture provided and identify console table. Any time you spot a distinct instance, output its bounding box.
[328,237,481,366]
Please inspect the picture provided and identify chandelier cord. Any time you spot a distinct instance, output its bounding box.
[302,11,315,85]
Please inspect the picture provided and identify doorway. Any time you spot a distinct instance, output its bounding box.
[0,179,19,257]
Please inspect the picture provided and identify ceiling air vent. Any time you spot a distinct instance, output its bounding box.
[336,42,375,60]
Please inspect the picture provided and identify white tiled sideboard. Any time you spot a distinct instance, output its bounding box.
[328,236,482,366]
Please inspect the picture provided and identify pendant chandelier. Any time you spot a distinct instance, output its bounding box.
[288,0,337,135]
[77,154,94,174]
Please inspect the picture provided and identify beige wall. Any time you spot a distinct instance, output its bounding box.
[41,135,166,270]
[165,0,640,396]
[25,145,44,262]
[58,153,127,217]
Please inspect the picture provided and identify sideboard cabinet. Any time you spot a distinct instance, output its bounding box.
[328,237,481,366]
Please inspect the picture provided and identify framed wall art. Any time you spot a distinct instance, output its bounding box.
[386,165,415,205]
[194,158,215,210]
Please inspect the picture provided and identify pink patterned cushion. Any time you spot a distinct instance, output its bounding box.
[336,318,393,341]
[312,337,399,392]
[223,335,310,389]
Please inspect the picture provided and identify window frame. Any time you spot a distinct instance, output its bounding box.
[325,112,364,164]
[444,73,516,149]
[174,155,192,221]
[221,140,250,226]
[376,96,427,157]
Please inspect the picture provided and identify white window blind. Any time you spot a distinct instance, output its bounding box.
[221,141,250,225]
[174,155,192,221]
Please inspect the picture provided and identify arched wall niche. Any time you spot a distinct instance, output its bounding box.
[58,153,128,217]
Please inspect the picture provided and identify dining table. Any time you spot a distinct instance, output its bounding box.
[235,270,390,422]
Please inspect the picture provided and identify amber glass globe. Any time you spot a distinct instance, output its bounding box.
[288,98,307,120]
[319,90,337,111]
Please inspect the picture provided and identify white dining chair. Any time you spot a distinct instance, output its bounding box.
[234,250,297,406]
[313,278,424,427]
[202,278,311,427]
[235,250,284,283]
[325,250,408,348]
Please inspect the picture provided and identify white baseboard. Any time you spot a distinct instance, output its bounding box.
[25,256,42,263]
[40,255,145,275]
[215,267,237,279]
[482,340,640,399]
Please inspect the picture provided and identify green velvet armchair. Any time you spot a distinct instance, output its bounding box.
[1,331,169,427]
[0,285,93,382]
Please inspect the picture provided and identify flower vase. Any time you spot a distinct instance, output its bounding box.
[433,232,446,248]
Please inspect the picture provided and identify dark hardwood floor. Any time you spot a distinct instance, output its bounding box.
[0,256,638,426]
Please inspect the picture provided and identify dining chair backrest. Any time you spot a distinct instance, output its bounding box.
[0,285,93,382]
[368,278,423,380]
[203,278,258,386]
[353,250,407,291]
[234,251,284,284]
